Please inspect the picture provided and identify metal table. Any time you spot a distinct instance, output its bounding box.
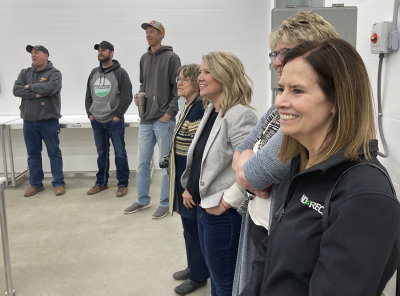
[0,177,15,295]
[5,115,152,188]
[0,117,22,187]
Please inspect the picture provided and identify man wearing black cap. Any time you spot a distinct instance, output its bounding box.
[85,41,133,197]
[124,20,181,219]
[12,45,65,197]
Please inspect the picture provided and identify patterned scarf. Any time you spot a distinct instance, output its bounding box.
[237,109,280,216]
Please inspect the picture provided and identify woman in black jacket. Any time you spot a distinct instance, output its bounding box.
[241,38,400,296]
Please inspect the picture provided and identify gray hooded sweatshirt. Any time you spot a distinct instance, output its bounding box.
[139,45,181,124]
[85,60,133,123]
[13,61,62,122]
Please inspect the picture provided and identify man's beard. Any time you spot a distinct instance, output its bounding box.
[98,54,111,63]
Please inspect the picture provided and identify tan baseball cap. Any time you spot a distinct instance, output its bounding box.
[141,20,165,34]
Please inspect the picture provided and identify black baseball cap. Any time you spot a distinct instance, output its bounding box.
[26,45,50,56]
[94,41,114,51]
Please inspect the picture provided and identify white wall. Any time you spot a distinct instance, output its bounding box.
[325,1,399,294]
[0,0,272,173]
[326,0,400,197]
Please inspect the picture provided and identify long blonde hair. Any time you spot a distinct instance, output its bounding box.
[278,39,376,169]
[201,51,255,117]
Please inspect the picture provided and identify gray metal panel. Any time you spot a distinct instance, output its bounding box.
[270,6,357,91]
[275,0,325,8]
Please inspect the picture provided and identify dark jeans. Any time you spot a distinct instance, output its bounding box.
[91,118,129,187]
[23,119,65,188]
[198,206,242,296]
[181,216,210,282]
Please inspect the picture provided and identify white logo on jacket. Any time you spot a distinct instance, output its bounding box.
[300,194,324,215]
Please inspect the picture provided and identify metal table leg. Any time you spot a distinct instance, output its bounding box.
[0,179,15,296]
[6,129,16,188]
[1,127,8,187]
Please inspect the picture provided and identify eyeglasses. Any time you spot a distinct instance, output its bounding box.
[269,48,291,63]
[176,77,191,83]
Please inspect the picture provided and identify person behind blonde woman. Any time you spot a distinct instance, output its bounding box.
[180,51,258,296]
[167,64,209,295]
[232,11,340,295]
[241,37,400,296]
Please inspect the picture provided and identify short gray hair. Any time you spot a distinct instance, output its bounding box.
[269,11,339,51]
[177,64,200,93]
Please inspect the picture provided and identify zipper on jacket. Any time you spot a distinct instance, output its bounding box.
[278,208,285,222]
[261,169,301,291]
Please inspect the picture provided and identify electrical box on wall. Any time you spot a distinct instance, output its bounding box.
[371,22,393,54]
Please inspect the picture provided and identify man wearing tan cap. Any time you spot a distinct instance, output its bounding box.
[124,20,181,219]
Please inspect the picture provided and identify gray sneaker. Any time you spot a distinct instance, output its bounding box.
[152,206,169,219]
[124,202,151,214]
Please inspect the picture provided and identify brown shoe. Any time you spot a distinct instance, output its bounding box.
[87,185,108,195]
[24,186,45,197]
[54,186,65,196]
[116,187,128,197]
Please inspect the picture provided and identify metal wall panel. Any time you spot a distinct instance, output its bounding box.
[270,6,357,91]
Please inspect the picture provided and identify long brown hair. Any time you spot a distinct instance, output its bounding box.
[278,39,376,169]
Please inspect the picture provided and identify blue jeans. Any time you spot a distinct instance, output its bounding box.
[181,216,210,281]
[91,118,129,187]
[136,120,175,207]
[198,207,242,296]
[23,119,65,188]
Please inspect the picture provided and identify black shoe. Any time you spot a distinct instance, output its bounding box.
[174,279,207,295]
[173,267,190,280]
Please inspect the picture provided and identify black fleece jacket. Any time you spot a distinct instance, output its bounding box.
[241,140,400,296]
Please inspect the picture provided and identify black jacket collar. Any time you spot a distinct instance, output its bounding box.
[293,139,379,176]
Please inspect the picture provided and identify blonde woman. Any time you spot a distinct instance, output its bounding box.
[241,38,400,296]
[233,11,340,295]
[180,51,258,296]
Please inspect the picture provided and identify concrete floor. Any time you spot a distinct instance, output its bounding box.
[0,171,211,296]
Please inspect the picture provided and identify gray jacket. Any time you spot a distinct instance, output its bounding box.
[85,60,133,123]
[139,46,181,124]
[13,61,62,122]
[236,105,290,191]
[181,103,258,208]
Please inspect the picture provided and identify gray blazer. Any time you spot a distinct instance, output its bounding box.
[181,103,258,208]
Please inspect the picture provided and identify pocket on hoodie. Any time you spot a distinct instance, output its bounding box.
[22,97,58,121]
[89,101,112,120]
[156,95,169,113]
[143,94,164,121]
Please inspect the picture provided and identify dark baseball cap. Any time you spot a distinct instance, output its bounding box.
[94,41,114,51]
[26,45,50,56]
